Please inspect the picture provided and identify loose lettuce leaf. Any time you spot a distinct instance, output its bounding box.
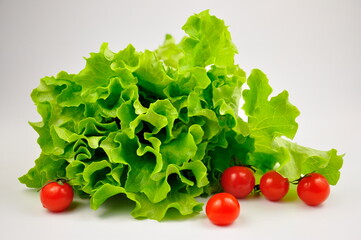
[242,69,300,171]
[19,10,343,221]
[241,69,343,183]
[273,137,343,185]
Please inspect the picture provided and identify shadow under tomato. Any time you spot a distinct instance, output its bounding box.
[64,200,82,212]
[42,199,87,214]
[281,185,299,202]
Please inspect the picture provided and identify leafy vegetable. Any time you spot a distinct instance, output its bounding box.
[19,10,343,220]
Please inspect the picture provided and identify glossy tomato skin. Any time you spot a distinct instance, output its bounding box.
[40,181,74,212]
[297,173,330,206]
[221,166,255,198]
[206,193,240,226]
[260,171,289,201]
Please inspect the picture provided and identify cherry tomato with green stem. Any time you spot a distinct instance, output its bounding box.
[221,166,255,198]
[206,193,240,226]
[40,178,74,212]
[297,173,330,206]
[260,170,289,201]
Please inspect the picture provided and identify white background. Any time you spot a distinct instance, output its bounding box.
[1,0,361,239]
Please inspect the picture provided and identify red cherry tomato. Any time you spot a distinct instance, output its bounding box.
[260,170,289,201]
[221,166,255,198]
[40,179,74,212]
[297,173,330,206]
[206,193,240,226]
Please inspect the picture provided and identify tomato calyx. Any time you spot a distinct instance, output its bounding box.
[289,172,315,185]
[37,178,73,192]
[230,156,257,172]
[241,164,257,173]
[253,184,261,193]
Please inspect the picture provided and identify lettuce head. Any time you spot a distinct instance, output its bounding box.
[19,10,343,221]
